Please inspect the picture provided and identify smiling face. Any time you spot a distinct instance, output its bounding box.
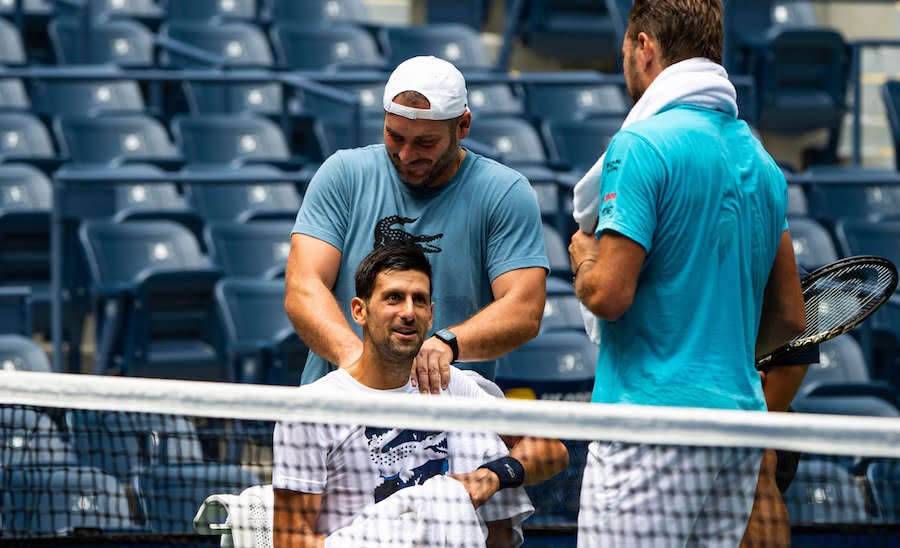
[352,268,434,364]
[382,93,470,189]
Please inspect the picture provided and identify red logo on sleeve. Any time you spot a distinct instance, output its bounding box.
[603,192,617,202]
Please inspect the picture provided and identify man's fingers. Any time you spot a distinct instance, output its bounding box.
[428,355,441,395]
[440,361,451,391]
[410,358,418,387]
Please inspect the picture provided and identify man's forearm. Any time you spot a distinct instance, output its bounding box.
[506,436,570,487]
[451,297,542,362]
[286,279,362,368]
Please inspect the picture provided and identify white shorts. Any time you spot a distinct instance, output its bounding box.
[577,441,762,548]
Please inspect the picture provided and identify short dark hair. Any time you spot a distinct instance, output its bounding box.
[627,0,723,65]
[355,244,433,301]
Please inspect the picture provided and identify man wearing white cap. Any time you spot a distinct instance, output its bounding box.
[285,56,549,393]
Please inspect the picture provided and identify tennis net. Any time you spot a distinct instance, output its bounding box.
[1,370,899,547]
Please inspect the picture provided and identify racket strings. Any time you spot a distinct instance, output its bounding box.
[796,263,896,344]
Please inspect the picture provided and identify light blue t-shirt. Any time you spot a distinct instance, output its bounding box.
[293,144,548,384]
[591,105,788,411]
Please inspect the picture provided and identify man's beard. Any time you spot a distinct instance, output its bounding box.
[390,133,460,188]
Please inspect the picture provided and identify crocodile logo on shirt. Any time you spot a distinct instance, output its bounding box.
[365,427,450,502]
[374,215,443,253]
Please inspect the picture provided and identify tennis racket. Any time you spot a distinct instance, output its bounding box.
[756,255,898,368]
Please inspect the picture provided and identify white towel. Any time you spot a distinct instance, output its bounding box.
[572,57,739,343]
[325,475,488,548]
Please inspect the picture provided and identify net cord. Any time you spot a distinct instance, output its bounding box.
[1,371,899,459]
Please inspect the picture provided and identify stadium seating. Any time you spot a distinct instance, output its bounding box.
[78,219,228,381]
[30,79,146,117]
[182,164,300,222]
[505,0,619,64]
[787,184,809,217]
[379,23,492,70]
[542,223,572,279]
[523,80,628,123]
[791,395,899,417]
[788,217,840,271]
[48,17,155,66]
[0,405,74,467]
[215,278,309,385]
[313,114,385,158]
[0,16,27,65]
[204,220,293,278]
[466,115,549,166]
[54,114,181,165]
[0,112,58,162]
[3,465,141,536]
[54,0,163,22]
[0,286,30,335]
[139,461,261,534]
[172,114,303,167]
[270,23,385,71]
[865,459,900,521]
[542,276,584,333]
[165,0,258,22]
[805,171,900,222]
[0,333,51,372]
[467,82,525,117]
[269,0,371,26]
[834,219,900,273]
[542,117,622,173]
[425,0,487,29]
[0,78,30,111]
[783,457,871,524]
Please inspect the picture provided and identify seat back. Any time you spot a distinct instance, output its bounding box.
[0,334,51,372]
[834,220,900,274]
[0,112,56,158]
[55,0,162,19]
[0,164,53,286]
[525,82,628,123]
[0,78,30,111]
[467,83,525,118]
[866,459,900,521]
[49,17,155,66]
[31,79,146,116]
[269,0,370,25]
[542,117,621,172]
[466,116,548,165]
[0,17,26,65]
[542,277,585,333]
[380,24,491,70]
[173,115,290,164]
[783,458,870,524]
[161,21,273,68]
[797,336,870,396]
[0,405,74,467]
[166,0,257,21]
[205,221,293,278]
[787,217,839,271]
[271,23,383,71]
[55,114,178,164]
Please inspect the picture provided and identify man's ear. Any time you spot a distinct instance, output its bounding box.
[636,31,658,71]
[350,296,367,327]
[457,111,472,140]
[427,302,434,332]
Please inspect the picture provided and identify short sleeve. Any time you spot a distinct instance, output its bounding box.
[594,131,665,252]
[486,178,550,281]
[292,152,352,252]
[272,420,331,494]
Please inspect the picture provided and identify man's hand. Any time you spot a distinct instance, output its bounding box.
[569,230,599,275]
[411,337,453,394]
[449,468,500,509]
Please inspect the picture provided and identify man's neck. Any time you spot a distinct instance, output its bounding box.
[344,347,412,390]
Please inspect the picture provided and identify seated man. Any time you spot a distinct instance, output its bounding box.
[272,243,569,547]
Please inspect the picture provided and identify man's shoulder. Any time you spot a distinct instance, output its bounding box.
[298,369,352,394]
[445,367,495,399]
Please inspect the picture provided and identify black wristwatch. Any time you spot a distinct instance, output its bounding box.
[433,329,459,363]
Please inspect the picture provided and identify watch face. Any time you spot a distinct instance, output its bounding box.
[437,329,455,341]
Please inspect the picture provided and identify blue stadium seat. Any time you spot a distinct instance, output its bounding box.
[795,336,899,407]
[834,219,900,274]
[54,0,163,22]
[791,395,899,417]
[0,405,74,467]
[204,220,293,279]
[507,0,618,64]
[0,17,26,65]
[78,219,228,381]
[0,334,51,372]
[139,461,260,534]
[2,465,140,536]
[269,0,370,25]
[379,24,492,70]
[313,115,385,159]
[49,17,155,66]
[787,184,809,217]
[426,0,487,29]
[541,117,622,173]
[496,329,597,526]
[0,112,57,162]
[30,79,146,116]
[805,170,900,222]
[865,459,900,521]
[0,78,30,111]
[466,115,549,167]
[270,23,385,71]
[66,409,204,481]
[788,217,840,271]
[883,80,900,171]
[165,0,257,22]
[542,277,583,333]
[0,286,30,335]
[783,458,871,524]
[298,78,386,121]
[524,80,628,123]
[467,82,525,118]
[184,165,300,223]
[542,222,571,279]
[215,278,310,385]
[54,114,181,165]
[172,115,303,167]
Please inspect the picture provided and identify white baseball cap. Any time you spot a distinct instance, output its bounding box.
[383,56,469,121]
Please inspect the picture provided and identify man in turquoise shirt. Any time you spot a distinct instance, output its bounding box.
[568,0,806,545]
